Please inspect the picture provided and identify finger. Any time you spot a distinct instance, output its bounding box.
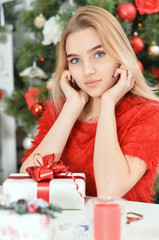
[119,64,127,70]
[127,72,134,82]
[127,73,135,89]
[118,65,129,75]
[60,70,71,86]
[62,70,71,81]
[114,68,127,78]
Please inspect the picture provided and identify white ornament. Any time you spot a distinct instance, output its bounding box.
[34,13,46,29]
[148,45,159,56]
[22,134,34,150]
[20,61,48,79]
[42,15,63,45]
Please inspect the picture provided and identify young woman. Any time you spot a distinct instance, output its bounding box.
[20,6,159,203]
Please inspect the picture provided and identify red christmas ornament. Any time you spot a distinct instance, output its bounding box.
[151,68,159,79]
[135,0,159,15]
[116,2,137,22]
[130,36,144,54]
[137,60,144,72]
[27,202,39,213]
[31,103,43,117]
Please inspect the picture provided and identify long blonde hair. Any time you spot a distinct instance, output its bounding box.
[51,5,158,113]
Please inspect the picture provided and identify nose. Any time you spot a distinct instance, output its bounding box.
[83,59,96,76]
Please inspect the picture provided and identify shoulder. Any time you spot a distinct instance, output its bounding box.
[116,93,159,123]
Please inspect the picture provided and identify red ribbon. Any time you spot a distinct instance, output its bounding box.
[14,153,86,203]
[8,176,85,181]
[25,153,68,202]
[26,153,68,182]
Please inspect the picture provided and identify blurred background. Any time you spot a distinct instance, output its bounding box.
[0,0,159,201]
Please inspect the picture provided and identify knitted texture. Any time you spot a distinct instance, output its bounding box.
[21,94,159,203]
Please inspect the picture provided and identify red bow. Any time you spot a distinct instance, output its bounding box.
[26,153,68,182]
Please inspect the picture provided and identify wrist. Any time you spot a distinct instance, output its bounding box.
[100,95,115,111]
[63,100,84,118]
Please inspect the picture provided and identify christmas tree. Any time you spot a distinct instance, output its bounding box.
[2,0,159,200]
[3,0,159,133]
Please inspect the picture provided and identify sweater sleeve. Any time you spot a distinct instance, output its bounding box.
[121,104,159,171]
[21,101,57,163]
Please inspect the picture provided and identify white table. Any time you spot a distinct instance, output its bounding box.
[0,186,159,240]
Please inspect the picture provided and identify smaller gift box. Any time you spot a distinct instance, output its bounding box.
[0,210,55,240]
[0,198,62,240]
[3,172,86,209]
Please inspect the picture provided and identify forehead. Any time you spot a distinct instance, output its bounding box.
[65,28,102,53]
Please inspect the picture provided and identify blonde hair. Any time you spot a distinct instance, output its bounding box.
[51,5,158,113]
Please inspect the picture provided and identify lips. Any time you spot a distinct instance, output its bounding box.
[84,79,102,87]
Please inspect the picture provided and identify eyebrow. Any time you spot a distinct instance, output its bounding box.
[66,44,102,58]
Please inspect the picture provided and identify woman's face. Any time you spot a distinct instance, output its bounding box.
[66,27,119,98]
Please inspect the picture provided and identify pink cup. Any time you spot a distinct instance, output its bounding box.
[93,202,122,240]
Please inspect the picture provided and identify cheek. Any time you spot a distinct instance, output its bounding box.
[104,76,117,90]
[69,66,81,83]
[110,76,118,86]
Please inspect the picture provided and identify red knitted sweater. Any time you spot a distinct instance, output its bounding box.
[22,94,159,203]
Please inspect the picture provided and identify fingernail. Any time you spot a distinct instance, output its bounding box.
[112,73,114,78]
[73,80,76,86]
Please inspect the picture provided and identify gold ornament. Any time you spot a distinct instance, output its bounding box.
[34,13,46,29]
[152,28,156,33]
[20,61,48,79]
[151,41,156,45]
[148,45,159,56]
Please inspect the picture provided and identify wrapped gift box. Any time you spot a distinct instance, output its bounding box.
[3,173,86,209]
[0,210,55,240]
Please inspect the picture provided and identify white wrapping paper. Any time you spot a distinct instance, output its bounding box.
[3,173,86,209]
[0,210,55,240]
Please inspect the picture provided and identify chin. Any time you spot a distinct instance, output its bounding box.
[88,93,103,99]
[87,89,106,98]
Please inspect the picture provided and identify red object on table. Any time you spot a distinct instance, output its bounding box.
[94,203,122,240]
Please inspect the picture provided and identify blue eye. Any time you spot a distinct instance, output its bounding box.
[95,52,105,58]
[70,58,80,64]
